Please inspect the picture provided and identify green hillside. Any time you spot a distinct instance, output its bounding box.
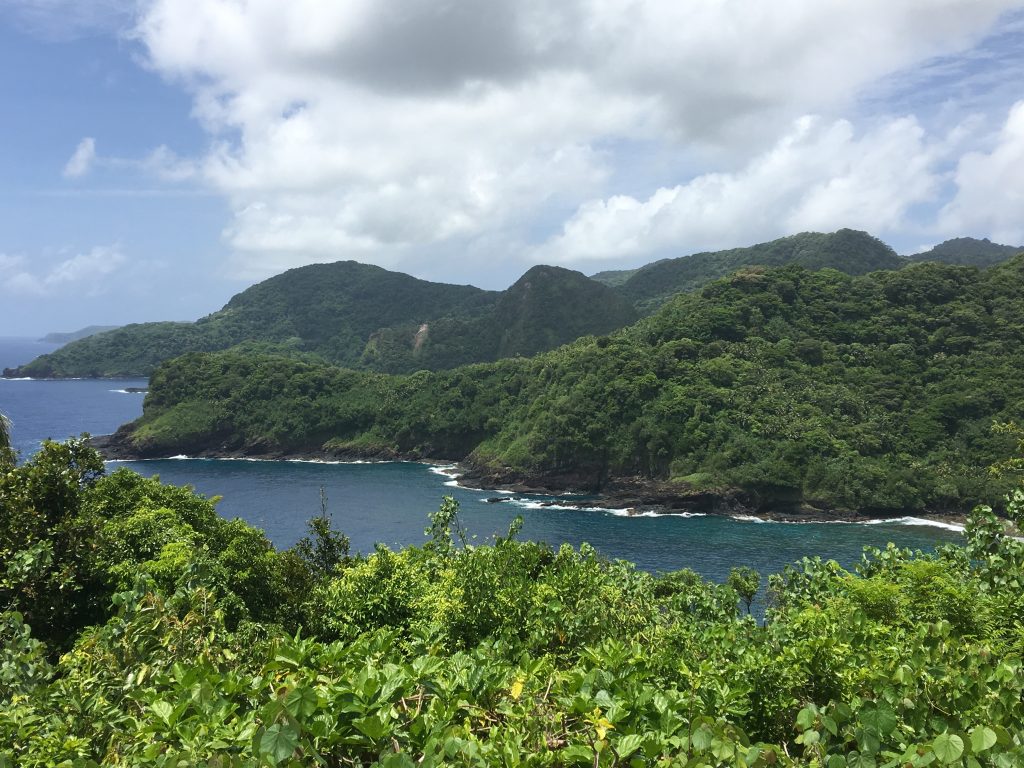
[618,229,906,313]
[909,237,1021,267]
[6,230,921,380]
[359,266,638,372]
[3,262,499,378]
[13,230,1013,383]
[588,265,643,286]
[111,257,1024,516]
[3,262,636,379]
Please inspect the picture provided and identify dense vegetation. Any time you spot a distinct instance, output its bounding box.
[910,238,1022,268]
[4,262,636,379]
[2,427,1024,766]
[4,263,498,378]
[116,257,1024,515]
[11,230,995,381]
[614,229,906,314]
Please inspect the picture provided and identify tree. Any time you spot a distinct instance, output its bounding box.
[0,412,12,468]
[728,566,761,614]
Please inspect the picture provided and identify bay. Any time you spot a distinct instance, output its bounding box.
[0,336,963,584]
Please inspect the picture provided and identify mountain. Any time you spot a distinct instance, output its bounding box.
[3,261,635,379]
[3,262,499,378]
[589,266,642,287]
[39,325,120,345]
[5,229,947,380]
[908,237,1021,267]
[358,265,637,372]
[618,229,905,312]
[105,256,1024,516]
[492,266,639,358]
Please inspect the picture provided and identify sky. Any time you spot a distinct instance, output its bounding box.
[1,1,1024,336]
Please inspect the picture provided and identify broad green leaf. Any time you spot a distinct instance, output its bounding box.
[615,733,644,758]
[796,706,817,730]
[259,723,300,766]
[284,687,318,719]
[969,726,997,753]
[690,725,713,752]
[151,700,175,726]
[860,703,897,736]
[932,732,965,764]
[846,751,876,768]
[354,714,389,741]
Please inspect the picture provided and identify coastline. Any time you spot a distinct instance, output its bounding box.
[89,432,970,531]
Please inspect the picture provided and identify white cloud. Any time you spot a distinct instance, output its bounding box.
[63,137,97,178]
[129,0,1024,278]
[0,246,127,296]
[142,145,198,182]
[538,115,947,261]
[939,100,1024,244]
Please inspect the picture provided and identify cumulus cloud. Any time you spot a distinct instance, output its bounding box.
[538,115,947,261]
[128,0,1024,278]
[0,246,127,296]
[63,137,97,178]
[939,100,1024,245]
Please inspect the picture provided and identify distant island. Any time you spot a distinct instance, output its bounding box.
[39,325,120,345]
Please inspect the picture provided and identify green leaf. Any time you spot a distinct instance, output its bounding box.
[969,726,997,753]
[151,700,175,726]
[615,733,644,758]
[378,755,415,768]
[933,732,965,765]
[690,725,713,752]
[259,723,300,765]
[354,714,389,741]
[284,686,319,720]
[860,703,897,736]
[846,751,876,768]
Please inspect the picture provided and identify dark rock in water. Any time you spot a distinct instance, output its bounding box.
[484,497,509,503]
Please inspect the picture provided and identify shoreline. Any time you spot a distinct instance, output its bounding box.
[89,434,970,531]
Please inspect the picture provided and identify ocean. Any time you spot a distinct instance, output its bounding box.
[0,336,963,583]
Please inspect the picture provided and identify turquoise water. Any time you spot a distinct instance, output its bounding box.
[0,337,963,582]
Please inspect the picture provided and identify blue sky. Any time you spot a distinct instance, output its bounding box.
[2,1,1024,336]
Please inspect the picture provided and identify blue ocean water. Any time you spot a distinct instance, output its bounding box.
[0,337,964,583]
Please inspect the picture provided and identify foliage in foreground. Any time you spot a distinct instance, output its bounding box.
[2,439,1024,766]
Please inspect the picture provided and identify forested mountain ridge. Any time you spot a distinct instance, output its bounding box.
[358,265,638,373]
[4,262,499,378]
[9,230,1020,380]
[1,262,631,379]
[616,229,906,312]
[105,256,1024,517]
[909,236,1022,267]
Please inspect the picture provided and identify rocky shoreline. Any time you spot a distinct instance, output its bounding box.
[88,432,969,529]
